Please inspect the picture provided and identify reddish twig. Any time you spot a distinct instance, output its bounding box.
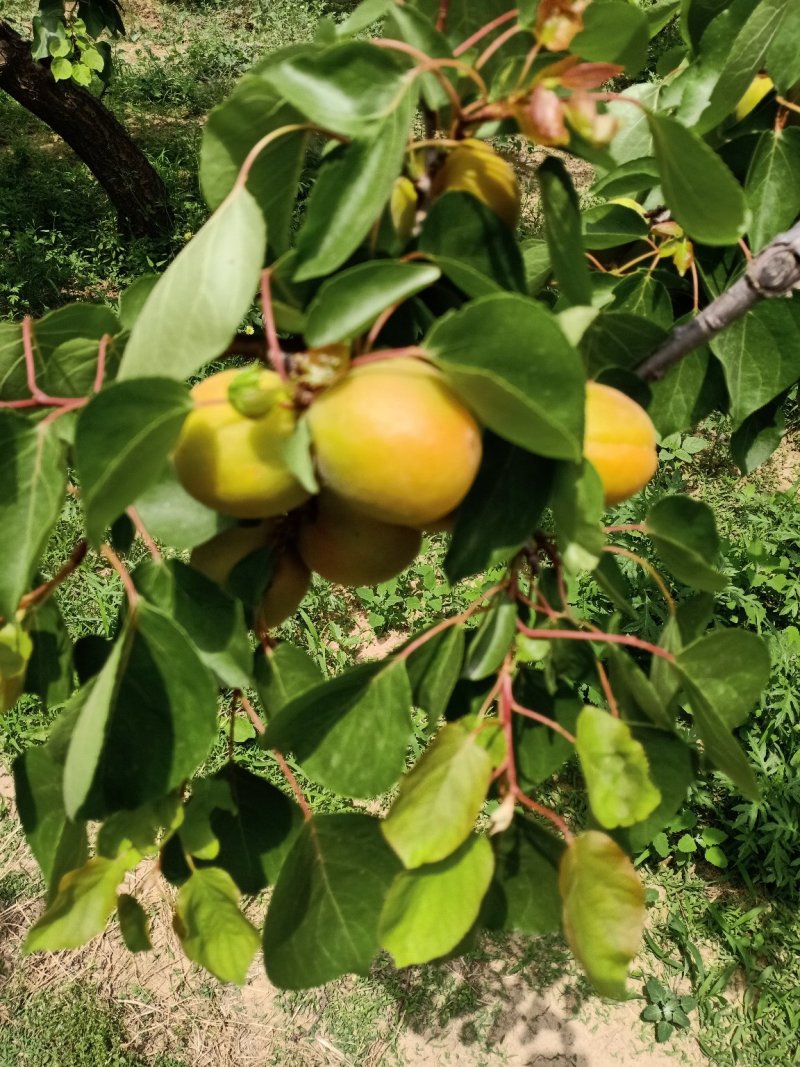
[349,345,429,369]
[515,619,677,663]
[510,698,576,742]
[18,540,88,611]
[93,334,110,394]
[594,659,620,719]
[435,0,449,32]
[127,507,161,561]
[454,9,518,56]
[604,544,675,616]
[101,544,138,614]
[272,750,313,821]
[260,269,287,382]
[397,580,508,662]
[474,22,527,70]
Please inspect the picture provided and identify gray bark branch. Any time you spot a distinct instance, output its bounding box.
[636,220,800,382]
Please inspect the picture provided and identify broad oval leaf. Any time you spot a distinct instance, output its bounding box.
[175,867,260,985]
[382,720,493,868]
[425,293,585,461]
[482,817,564,935]
[576,706,661,829]
[75,378,191,546]
[677,628,770,730]
[263,814,401,989]
[559,830,645,999]
[645,495,726,592]
[119,187,266,381]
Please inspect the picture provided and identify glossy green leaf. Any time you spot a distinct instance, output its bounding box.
[577,706,661,829]
[293,95,415,281]
[648,113,748,245]
[573,0,649,74]
[24,849,137,952]
[117,894,152,953]
[767,1,800,93]
[418,193,526,294]
[462,596,518,681]
[709,300,800,429]
[75,378,190,545]
[382,720,493,868]
[264,659,413,798]
[255,641,324,718]
[591,157,660,200]
[745,128,800,252]
[482,817,564,935]
[0,413,67,619]
[133,559,251,689]
[645,496,726,592]
[405,625,465,732]
[512,677,580,788]
[445,434,555,583]
[380,834,494,967]
[63,603,219,820]
[677,629,770,730]
[426,293,585,460]
[581,203,650,250]
[560,830,645,999]
[647,347,711,437]
[175,867,259,984]
[132,460,234,552]
[119,188,266,381]
[305,261,440,347]
[581,312,668,375]
[538,158,592,307]
[261,42,411,137]
[200,73,307,254]
[263,814,401,988]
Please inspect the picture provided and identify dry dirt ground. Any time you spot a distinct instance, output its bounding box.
[0,767,709,1067]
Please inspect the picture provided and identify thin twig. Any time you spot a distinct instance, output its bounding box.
[127,507,161,562]
[453,9,518,56]
[18,540,88,611]
[604,544,675,616]
[510,699,576,742]
[594,659,620,720]
[101,544,138,614]
[260,269,287,381]
[515,619,676,662]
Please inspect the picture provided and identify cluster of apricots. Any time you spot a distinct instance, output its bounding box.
[172,140,660,631]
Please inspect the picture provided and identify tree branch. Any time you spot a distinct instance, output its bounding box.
[636,220,800,382]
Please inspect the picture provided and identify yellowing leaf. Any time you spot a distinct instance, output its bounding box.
[576,706,661,829]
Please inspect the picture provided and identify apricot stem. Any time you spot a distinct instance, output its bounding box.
[510,698,576,742]
[349,345,429,369]
[101,544,138,616]
[515,619,677,663]
[594,659,621,719]
[259,269,287,382]
[604,544,676,616]
[397,579,508,662]
[18,539,88,612]
[93,334,111,394]
[127,506,161,562]
[474,22,527,71]
[453,10,519,57]
[233,123,325,194]
[435,0,449,32]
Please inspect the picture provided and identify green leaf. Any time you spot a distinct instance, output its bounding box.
[482,818,564,935]
[512,677,581,788]
[75,378,190,545]
[560,830,645,999]
[405,625,465,732]
[445,434,555,583]
[263,814,401,988]
[63,603,219,820]
[418,193,526,294]
[305,261,440,347]
[24,850,137,952]
[380,835,494,967]
[24,597,73,709]
[581,312,668,376]
[261,42,411,138]
[117,894,152,952]
[133,559,252,689]
[255,641,323,718]
[677,629,770,729]
[572,0,649,74]
[576,706,661,829]
[745,128,800,252]
[118,275,159,332]
[462,596,518,681]
[648,113,748,245]
[336,0,393,37]
[618,728,695,853]
[538,158,592,307]
[179,778,236,861]
[684,685,760,801]
[200,73,307,254]
[642,1003,663,1022]
[767,2,800,93]
[645,496,726,592]
[709,300,800,429]
[0,413,67,619]
[132,460,234,552]
[175,867,259,985]
[591,157,660,200]
[425,293,585,461]
[14,728,88,901]
[648,347,711,437]
[293,95,415,281]
[119,188,266,381]
[264,659,413,798]
[551,460,606,574]
[606,647,673,731]
[382,720,494,868]
[704,845,728,868]
[82,46,105,72]
[51,56,73,81]
[581,203,650,250]
[731,397,786,474]
[97,796,181,860]
[656,1020,674,1042]
[676,832,696,853]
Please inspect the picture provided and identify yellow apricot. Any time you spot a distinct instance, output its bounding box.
[306,356,482,528]
[297,494,422,587]
[173,368,311,519]
[191,522,309,628]
[734,74,774,123]
[258,550,310,629]
[390,176,418,242]
[584,382,658,505]
[0,623,32,714]
[432,139,520,229]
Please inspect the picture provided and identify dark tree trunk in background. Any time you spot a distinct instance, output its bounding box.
[0,19,172,237]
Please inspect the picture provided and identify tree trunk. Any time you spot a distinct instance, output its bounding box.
[0,19,172,237]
